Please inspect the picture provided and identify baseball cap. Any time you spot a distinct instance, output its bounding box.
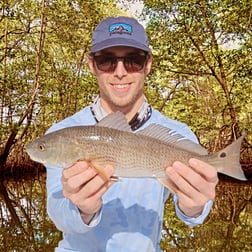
[90,16,150,53]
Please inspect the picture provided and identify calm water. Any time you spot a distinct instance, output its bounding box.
[0,172,251,251]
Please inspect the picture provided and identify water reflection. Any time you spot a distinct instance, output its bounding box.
[161,177,252,251]
[0,173,61,251]
[0,173,251,251]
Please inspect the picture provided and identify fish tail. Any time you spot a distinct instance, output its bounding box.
[209,134,247,180]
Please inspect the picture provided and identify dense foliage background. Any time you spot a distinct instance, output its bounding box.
[0,1,251,251]
[0,0,251,170]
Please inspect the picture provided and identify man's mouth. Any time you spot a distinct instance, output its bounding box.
[111,83,131,92]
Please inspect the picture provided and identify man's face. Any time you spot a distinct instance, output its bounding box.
[88,46,152,115]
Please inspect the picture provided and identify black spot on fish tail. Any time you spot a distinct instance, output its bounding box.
[220,152,227,158]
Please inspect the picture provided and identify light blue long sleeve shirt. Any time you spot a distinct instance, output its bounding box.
[46,106,213,252]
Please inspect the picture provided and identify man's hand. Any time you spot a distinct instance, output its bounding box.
[61,161,115,224]
[166,158,218,217]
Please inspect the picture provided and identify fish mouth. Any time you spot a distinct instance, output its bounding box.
[25,145,32,156]
[25,146,43,163]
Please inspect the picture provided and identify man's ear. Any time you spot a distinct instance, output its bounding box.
[88,55,96,74]
[144,54,153,75]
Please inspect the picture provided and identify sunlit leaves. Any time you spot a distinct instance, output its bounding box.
[143,0,252,148]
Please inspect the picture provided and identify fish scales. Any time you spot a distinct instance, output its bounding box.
[74,126,190,178]
[73,126,167,177]
[26,112,247,186]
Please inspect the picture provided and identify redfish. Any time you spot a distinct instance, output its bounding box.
[26,112,247,192]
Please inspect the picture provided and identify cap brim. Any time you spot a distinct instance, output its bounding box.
[91,38,150,53]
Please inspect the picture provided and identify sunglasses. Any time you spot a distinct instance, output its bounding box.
[92,53,149,73]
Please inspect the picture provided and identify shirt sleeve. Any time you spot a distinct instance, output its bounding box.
[46,166,101,233]
[173,194,213,227]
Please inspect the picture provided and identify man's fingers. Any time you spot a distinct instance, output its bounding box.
[63,161,91,179]
[166,160,218,200]
[189,158,219,184]
[62,167,97,194]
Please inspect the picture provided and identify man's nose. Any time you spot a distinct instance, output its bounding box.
[113,60,127,78]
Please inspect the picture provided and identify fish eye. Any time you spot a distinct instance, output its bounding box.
[38,143,46,151]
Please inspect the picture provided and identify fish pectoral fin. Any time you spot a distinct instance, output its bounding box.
[89,158,114,181]
[110,175,120,182]
[157,178,179,194]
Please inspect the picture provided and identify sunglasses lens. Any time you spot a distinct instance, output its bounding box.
[93,54,147,72]
[93,55,117,72]
[124,55,147,72]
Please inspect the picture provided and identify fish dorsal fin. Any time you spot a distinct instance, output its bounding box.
[96,111,132,132]
[137,124,208,155]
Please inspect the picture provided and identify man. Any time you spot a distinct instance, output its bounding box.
[46,16,218,251]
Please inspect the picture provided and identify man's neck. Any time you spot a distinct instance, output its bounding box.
[100,96,145,122]
[91,96,152,131]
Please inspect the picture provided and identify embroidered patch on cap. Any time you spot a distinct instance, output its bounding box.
[109,23,132,36]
